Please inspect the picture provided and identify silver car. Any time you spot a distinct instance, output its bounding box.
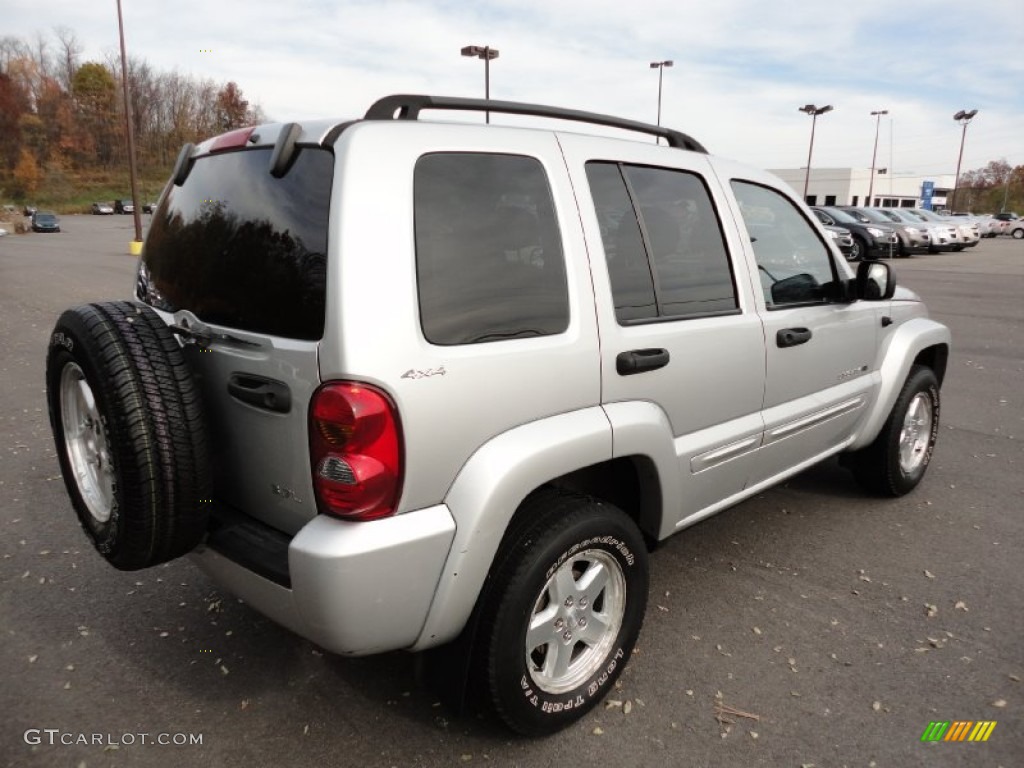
[45,93,951,736]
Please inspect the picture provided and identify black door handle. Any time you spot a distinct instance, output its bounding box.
[227,373,292,413]
[776,327,813,348]
[616,348,670,375]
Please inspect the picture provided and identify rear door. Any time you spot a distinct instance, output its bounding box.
[560,135,766,526]
[138,139,333,535]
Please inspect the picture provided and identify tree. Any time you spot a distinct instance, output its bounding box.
[73,62,117,166]
[0,72,26,169]
[12,147,41,198]
[214,81,249,131]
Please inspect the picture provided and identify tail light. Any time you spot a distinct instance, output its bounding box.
[309,382,403,521]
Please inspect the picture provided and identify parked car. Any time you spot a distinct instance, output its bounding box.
[142,201,158,214]
[823,224,855,259]
[23,204,37,217]
[874,209,960,253]
[44,94,950,736]
[993,212,1019,222]
[950,211,1001,238]
[908,208,979,249]
[91,202,115,215]
[837,206,931,256]
[811,206,899,260]
[31,211,61,232]
[114,199,135,214]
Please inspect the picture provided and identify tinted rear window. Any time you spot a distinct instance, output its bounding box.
[138,146,333,340]
[414,153,569,345]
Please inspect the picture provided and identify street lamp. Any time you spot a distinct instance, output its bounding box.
[116,0,143,250]
[798,104,833,201]
[867,109,888,207]
[951,109,978,212]
[650,60,673,139]
[461,45,499,123]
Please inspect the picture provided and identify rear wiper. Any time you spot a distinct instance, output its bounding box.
[170,323,261,349]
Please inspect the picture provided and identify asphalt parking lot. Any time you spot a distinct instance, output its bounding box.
[1,216,1021,767]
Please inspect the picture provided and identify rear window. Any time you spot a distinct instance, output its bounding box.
[138,146,333,340]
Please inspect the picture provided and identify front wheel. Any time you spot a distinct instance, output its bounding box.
[478,490,649,735]
[848,365,940,496]
[848,237,865,262]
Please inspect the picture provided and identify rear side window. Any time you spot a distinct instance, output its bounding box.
[138,146,333,340]
[414,153,569,345]
[586,162,737,324]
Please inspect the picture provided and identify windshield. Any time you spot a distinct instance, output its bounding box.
[821,207,859,225]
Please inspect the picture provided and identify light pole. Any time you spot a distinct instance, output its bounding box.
[798,104,833,201]
[951,109,978,212]
[647,61,671,126]
[116,0,143,249]
[867,109,888,207]
[461,45,499,123]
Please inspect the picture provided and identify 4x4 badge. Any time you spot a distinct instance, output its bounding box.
[401,366,447,380]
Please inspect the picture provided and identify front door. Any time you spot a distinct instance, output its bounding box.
[728,178,879,486]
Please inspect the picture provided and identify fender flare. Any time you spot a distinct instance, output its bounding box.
[849,316,951,450]
[410,407,613,650]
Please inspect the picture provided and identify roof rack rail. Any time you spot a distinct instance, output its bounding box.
[364,94,707,153]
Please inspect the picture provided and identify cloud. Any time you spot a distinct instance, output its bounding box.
[3,0,1021,173]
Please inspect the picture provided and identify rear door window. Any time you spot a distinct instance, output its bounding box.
[138,146,333,341]
[586,161,737,324]
[414,153,569,345]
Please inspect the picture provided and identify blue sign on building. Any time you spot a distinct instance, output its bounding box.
[921,181,935,211]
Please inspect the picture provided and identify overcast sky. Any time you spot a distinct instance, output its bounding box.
[7,0,1023,178]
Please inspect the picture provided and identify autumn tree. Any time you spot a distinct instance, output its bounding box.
[0,72,26,169]
[73,61,117,166]
[12,147,41,198]
[214,81,249,131]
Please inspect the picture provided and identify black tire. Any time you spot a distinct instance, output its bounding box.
[847,365,940,496]
[45,301,210,570]
[848,236,865,262]
[477,489,649,735]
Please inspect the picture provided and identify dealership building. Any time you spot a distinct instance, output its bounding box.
[768,167,958,210]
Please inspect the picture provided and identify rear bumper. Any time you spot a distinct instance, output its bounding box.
[191,505,456,655]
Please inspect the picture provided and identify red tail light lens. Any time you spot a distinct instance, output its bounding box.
[309,382,403,521]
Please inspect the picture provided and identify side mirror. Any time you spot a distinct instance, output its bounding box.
[855,260,896,301]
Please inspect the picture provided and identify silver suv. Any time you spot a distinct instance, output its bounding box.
[45,94,951,736]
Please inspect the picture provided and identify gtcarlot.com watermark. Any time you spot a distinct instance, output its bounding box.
[24,729,203,747]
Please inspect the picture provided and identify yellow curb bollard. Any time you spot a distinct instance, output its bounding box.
[129,240,143,256]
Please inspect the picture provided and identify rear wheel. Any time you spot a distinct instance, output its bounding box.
[46,301,210,570]
[478,490,648,735]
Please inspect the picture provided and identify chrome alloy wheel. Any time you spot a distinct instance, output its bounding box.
[898,391,933,475]
[525,549,626,694]
[60,362,114,523]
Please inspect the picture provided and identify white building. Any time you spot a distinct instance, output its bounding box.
[768,167,958,210]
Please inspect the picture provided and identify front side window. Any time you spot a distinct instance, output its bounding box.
[414,153,569,345]
[587,162,737,324]
[139,146,333,340]
[732,180,838,307]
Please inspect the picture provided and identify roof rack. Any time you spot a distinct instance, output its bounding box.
[364,94,707,153]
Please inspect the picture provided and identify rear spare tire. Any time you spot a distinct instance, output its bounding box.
[46,301,210,570]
